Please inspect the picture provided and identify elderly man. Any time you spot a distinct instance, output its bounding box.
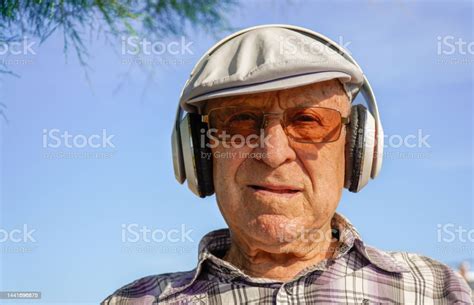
[103,25,472,304]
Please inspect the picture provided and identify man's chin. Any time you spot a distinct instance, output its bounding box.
[246,214,301,246]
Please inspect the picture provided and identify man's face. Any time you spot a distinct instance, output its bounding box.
[207,80,350,254]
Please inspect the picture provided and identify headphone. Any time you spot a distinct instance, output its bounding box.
[172,24,384,198]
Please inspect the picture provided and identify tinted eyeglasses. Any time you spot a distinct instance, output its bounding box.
[202,106,350,144]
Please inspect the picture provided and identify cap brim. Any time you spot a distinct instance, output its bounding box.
[183,71,351,112]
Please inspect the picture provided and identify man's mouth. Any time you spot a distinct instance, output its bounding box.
[248,184,302,196]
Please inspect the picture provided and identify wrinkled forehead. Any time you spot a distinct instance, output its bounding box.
[204,79,350,114]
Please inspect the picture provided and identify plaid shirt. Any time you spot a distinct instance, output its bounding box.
[102,213,472,304]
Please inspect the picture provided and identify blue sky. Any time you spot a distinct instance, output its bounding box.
[0,1,472,304]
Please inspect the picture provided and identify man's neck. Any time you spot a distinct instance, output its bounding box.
[222,226,339,282]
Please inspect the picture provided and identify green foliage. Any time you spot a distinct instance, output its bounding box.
[0,0,235,122]
[0,0,235,66]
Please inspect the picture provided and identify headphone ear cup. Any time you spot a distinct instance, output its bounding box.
[345,104,367,192]
[172,121,186,184]
[188,113,214,197]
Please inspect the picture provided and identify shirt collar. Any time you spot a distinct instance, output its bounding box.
[333,213,411,273]
[159,212,410,300]
[199,213,409,272]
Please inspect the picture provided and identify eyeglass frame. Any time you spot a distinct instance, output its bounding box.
[201,106,351,144]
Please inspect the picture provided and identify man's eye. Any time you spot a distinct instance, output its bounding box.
[228,113,258,123]
[293,114,322,124]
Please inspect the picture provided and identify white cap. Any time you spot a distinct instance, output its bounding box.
[180,26,364,112]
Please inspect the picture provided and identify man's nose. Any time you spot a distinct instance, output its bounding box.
[254,117,296,168]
